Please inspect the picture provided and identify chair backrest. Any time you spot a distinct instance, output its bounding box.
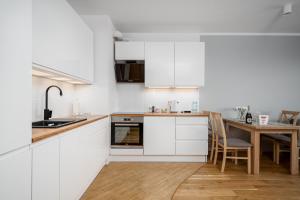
[278,110,300,126]
[203,110,212,131]
[210,112,227,147]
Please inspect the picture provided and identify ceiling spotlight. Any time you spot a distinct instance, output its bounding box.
[282,3,292,15]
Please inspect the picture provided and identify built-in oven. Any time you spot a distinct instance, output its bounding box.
[111,116,143,148]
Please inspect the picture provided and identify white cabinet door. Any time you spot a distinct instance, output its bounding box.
[0,0,31,155]
[144,117,175,155]
[145,42,175,87]
[60,128,87,200]
[175,42,205,87]
[33,0,94,82]
[115,41,145,60]
[0,147,31,200]
[32,139,59,200]
[60,119,109,200]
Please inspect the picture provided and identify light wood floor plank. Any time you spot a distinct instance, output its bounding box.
[80,162,201,200]
[173,157,300,200]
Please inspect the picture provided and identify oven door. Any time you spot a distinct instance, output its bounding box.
[111,122,143,147]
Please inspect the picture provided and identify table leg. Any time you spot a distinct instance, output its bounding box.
[251,131,260,175]
[290,131,299,175]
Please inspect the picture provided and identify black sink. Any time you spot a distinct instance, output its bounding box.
[32,118,87,128]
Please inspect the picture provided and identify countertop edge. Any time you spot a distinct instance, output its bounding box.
[32,115,109,143]
[111,112,209,117]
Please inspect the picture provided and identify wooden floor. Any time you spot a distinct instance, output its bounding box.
[81,162,201,200]
[81,155,300,200]
[173,155,300,200]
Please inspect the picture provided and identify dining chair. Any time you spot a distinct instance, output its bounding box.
[211,112,252,174]
[203,111,216,162]
[264,110,299,164]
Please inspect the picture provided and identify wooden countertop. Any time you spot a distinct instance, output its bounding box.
[111,112,209,117]
[32,115,108,143]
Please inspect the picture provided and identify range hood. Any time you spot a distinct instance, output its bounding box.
[115,60,144,83]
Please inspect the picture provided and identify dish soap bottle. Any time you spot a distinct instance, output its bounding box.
[245,105,252,124]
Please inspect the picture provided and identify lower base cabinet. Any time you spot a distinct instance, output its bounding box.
[60,126,108,200]
[176,141,208,155]
[31,118,109,200]
[144,116,208,156]
[32,139,60,200]
[144,117,176,155]
[0,147,31,200]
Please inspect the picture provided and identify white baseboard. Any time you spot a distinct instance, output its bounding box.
[109,155,207,162]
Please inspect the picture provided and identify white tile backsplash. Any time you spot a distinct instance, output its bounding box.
[32,76,76,121]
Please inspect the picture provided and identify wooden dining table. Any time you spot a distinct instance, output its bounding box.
[223,118,300,175]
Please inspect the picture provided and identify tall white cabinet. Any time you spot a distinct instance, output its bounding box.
[0,0,32,155]
[0,147,31,200]
[33,0,94,82]
[175,42,205,87]
[145,42,175,87]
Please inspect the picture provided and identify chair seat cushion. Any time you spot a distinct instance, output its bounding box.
[267,134,290,142]
[219,138,252,148]
[267,134,300,147]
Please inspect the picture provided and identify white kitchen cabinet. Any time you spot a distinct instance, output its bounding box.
[176,116,208,125]
[0,147,31,200]
[32,138,60,200]
[145,42,175,87]
[175,42,205,87]
[33,0,94,82]
[176,126,208,140]
[0,0,31,155]
[175,117,208,156]
[176,141,208,155]
[144,117,176,155]
[60,119,109,200]
[115,41,145,60]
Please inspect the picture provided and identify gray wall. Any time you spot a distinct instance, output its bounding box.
[200,36,300,120]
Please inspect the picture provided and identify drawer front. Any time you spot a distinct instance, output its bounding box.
[176,117,208,125]
[176,125,208,140]
[176,141,208,156]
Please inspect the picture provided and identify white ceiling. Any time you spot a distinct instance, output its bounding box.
[67,0,300,33]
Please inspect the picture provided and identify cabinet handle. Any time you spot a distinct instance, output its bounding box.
[114,123,140,127]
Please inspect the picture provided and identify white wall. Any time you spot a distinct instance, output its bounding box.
[32,76,76,121]
[199,36,300,119]
[75,15,118,115]
[116,34,300,119]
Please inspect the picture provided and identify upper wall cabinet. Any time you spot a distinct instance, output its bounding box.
[33,0,94,83]
[145,42,175,87]
[115,41,145,60]
[175,42,205,87]
[145,41,205,88]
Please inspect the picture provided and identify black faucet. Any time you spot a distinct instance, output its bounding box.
[44,85,63,120]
